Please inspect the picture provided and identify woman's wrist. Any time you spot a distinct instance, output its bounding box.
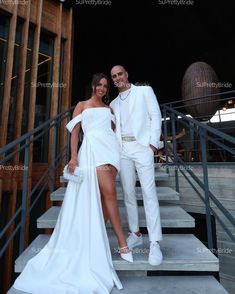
[70,157,77,162]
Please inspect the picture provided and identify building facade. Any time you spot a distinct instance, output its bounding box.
[0,1,73,291]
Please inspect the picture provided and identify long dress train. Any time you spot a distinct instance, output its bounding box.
[13,107,123,294]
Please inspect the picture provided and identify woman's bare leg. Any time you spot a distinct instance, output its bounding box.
[96,164,129,251]
[101,193,109,223]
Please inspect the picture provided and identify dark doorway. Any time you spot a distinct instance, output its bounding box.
[65,0,235,104]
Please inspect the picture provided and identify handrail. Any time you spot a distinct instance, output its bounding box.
[0,107,74,257]
[163,105,235,144]
[161,102,235,249]
[0,109,72,162]
[179,167,235,243]
[163,89,235,106]
[165,105,235,161]
[161,90,235,123]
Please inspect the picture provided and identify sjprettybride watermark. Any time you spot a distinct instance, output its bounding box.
[197,247,232,255]
[114,81,150,88]
[31,82,66,88]
[0,165,28,171]
[113,247,150,254]
[157,164,193,171]
[196,81,232,89]
[76,0,111,5]
[158,0,194,5]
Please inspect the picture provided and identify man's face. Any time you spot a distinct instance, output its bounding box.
[111,66,129,89]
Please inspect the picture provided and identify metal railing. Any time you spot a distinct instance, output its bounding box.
[0,108,73,257]
[161,93,235,249]
[162,90,235,162]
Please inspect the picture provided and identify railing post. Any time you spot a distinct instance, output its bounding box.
[19,138,30,254]
[50,120,57,193]
[200,127,213,250]
[162,106,169,174]
[171,112,179,192]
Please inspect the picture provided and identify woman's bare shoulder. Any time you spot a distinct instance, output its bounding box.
[72,101,85,118]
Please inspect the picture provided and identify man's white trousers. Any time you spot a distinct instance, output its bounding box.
[119,141,162,242]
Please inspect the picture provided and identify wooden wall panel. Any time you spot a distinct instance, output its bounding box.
[0,5,17,148]
[50,3,62,118]
[14,4,31,145]
[46,3,62,226]
[60,8,73,169]
[6,9,33,288]
[41,0,60,35]
[17,1,29,19]
[27,0,43,132]
[69,14,74,103]
[25,0,43,252]
[62,7,72,39]
[0,3,15,14]
[28,0,38,24]
[16,0,42,25]
[1,4,18,293]
[0,1,74,291]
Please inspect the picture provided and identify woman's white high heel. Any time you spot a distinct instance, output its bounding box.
[118,246,133,263]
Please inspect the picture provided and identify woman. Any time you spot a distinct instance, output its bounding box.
[13,73,133,294]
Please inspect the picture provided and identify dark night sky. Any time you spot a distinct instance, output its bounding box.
[63,0,235,105]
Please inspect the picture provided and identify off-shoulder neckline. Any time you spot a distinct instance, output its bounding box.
[82,107,111,115]
[73,107,112,119]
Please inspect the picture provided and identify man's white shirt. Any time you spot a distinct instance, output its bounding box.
[119,87,134,137]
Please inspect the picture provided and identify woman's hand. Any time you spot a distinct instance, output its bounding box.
[150,144,157,154]
[68,158,78,173]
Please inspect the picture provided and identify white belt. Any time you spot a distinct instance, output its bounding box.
[121,136,136,142]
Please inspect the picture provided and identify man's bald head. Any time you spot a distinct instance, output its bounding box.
[110,65,126,75]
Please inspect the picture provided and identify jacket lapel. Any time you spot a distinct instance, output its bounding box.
[111,98,122,143]
[129,84,136,115]
[116,99,121,126]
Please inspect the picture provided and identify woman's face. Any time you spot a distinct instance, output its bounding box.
[94,78,108,98]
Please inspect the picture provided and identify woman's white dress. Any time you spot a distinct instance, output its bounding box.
[13,107,123,294]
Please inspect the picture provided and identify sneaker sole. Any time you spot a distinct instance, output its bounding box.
[148,257,163,266]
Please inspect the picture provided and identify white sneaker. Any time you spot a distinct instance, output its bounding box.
[126,232,143,249]
[148,241,163,266]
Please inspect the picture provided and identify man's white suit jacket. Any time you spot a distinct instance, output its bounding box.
[110,84,162,149]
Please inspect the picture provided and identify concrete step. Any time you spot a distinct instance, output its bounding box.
[37,205,195,229]
[13,234,218,273]
[112,276,229,294]
[60,170,169,183]
[7,276,229,294]
[50,186,180,202]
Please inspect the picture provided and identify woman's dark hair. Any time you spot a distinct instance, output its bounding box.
[91,73,110,104]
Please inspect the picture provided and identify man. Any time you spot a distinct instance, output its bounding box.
[110,65,163,266]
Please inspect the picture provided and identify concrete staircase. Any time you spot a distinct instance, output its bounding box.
[8,169,229,293]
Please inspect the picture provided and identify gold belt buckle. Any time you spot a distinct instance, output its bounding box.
[122,136,136,142]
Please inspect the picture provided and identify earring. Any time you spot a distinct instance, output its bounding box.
[103,96,109,104]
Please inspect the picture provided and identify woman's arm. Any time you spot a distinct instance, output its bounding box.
[68,102,83,173]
